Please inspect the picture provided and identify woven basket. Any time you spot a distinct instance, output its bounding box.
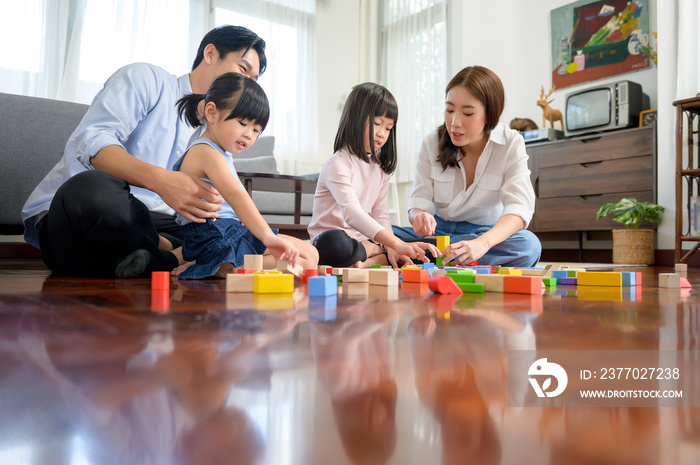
[612,229,655,265]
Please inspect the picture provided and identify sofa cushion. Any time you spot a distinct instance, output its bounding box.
[0,92,88,231]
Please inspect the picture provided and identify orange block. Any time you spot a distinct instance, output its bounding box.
[151,271,170,290]
[402,269,430,283]
[428,276,463,295]
[302,268,318,283]
[237,268,256,274]
[503,276,541,295]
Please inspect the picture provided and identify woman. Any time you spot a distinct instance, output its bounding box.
[393,66,541,267]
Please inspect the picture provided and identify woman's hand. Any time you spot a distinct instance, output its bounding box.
[412,212,437,236]
[263,235,300,266]
[441,237,489,265]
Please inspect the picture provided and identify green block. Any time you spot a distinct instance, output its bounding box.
[371,264,381,269]
[456,282,485,293]
[446,270,468,276]
[567,270,577,277]
[542,277,557,287]
[436,257,444,266]
[450,274,475,284]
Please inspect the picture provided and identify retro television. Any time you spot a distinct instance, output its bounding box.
[564,80,649,137]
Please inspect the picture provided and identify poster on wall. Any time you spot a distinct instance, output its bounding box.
[550,0,650,89]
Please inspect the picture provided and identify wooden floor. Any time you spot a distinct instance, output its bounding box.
[0,259,699,465]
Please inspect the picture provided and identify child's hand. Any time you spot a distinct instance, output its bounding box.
[391,241,441,264]
[263,235,300,266]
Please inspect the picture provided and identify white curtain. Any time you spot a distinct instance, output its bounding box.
[380,0,447,184]
[676,0,700,100]
[213,0,318,175]
[0,0,192,103]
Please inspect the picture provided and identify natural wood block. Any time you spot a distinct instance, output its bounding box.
[368,269,399,286]
[243,254,264,272]
[675,263,688,277]
[659,273,681,289]
[474,274,505,292]
[277,259,304,279]
[318,265,333,276]
[226,274,255,293]
[343,268,369,283]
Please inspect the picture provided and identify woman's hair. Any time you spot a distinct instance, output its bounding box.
[437,66,505,170]
[334,82,398,175]
[177,72,270,131]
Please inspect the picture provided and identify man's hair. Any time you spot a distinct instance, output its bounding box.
[192,25,267,76]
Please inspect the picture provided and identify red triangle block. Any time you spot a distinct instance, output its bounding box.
[681,277,692,289]
[429,276,463,295]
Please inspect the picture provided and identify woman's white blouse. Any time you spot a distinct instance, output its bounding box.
[408,123,535,227]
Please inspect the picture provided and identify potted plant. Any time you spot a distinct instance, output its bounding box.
[596,197,664,265]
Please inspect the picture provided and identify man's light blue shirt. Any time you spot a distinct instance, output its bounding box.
[22,62,197,247]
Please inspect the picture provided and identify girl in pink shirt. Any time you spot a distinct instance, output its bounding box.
[308,83,439,268]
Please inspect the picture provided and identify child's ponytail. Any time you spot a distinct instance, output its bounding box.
[177,93,207,128]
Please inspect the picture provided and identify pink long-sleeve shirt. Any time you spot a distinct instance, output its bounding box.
[308,147,392,243]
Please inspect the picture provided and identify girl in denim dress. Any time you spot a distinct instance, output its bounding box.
[173,72,318,278]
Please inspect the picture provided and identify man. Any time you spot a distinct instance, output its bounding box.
[22,25,267,278]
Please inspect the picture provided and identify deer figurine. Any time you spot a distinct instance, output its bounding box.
[537,85,564,130]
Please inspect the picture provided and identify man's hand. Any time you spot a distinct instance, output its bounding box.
[412,211,437,236]
[156,171,224,223]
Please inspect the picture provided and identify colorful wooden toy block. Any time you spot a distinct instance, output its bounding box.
[236,268,256,274]
[577,271,622,287]
[226,273,255,292]
[302,268,319,283]
[151,271,170,290]
[498,268,522,276]
[368,269,399,286]
[503,276,542,295]
[308,276,338,296]
[659,273,681,289]
[542,277,557,287]
[318,265,333,276]
[620,272,636,286]
[681,277,692,289]
[428,276,463,295]
[243,254,264,272]
[436,235,450,251]
[455,282,486,293]
[560,277,577,286]
[402,268,430,283]
[253,273,294,294]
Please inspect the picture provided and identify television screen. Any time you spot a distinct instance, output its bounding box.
[567,89,611,131]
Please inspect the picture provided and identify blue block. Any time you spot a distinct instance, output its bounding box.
[552,270,568,279]
[620,272,636,286]
[422,262,436,270]
[308,276,338,296]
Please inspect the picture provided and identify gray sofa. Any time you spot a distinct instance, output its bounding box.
[0,92,315,242]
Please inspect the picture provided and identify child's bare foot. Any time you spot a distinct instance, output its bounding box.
[172,261,194,276]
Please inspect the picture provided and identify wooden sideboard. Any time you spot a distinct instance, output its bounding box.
[674,97,700,263]
[526,126,657,254]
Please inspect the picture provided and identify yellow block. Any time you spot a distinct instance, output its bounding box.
[498,268,522,276]
[253,274,294,294]
[577,271,622,287]
[437,235,450,251]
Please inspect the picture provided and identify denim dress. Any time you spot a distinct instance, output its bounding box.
[173,139,277,279]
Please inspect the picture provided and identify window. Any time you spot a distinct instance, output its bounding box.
[380,0,447,183]
[214,0,317,174]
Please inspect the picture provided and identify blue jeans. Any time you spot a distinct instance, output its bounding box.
[392,216,541,267]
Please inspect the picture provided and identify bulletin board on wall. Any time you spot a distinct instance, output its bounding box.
[550,0,651,89]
